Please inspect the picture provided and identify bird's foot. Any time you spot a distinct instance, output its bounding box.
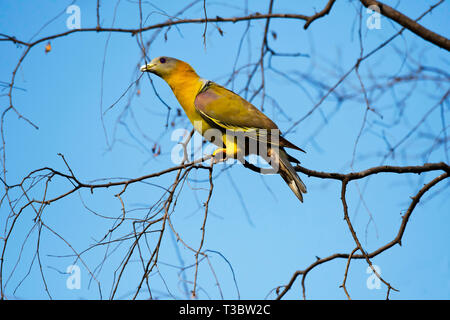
[211,148,227,164]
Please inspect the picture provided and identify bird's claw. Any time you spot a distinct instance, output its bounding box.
[211,148,227,164]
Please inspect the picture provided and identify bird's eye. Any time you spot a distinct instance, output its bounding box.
[160,57,166,64]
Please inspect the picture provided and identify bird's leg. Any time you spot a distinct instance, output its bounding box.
[211,134,241,164]
[211,148,228,164]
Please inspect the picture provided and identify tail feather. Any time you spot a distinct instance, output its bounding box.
[271,148,307,202]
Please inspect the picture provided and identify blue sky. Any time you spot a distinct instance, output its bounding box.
[1,0,449,299]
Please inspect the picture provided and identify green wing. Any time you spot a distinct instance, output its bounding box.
[194,81,277,131]
[194,81,305,152]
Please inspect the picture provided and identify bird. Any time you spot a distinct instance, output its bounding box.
[140,56,307,202]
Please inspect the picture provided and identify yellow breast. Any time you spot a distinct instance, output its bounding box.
[164,67,215,135]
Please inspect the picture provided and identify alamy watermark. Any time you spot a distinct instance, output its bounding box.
[366,5,381,30]
[366,265,382,290]
[66,5,81,30]
[66,264,81,290]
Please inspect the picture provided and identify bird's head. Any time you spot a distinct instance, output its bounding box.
[140,56,197,79]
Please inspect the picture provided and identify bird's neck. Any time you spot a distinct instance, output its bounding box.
[164,68,204,120]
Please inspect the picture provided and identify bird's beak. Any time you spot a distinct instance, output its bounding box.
[140,63,156,72]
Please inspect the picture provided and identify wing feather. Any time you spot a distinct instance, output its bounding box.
[194,81,304,152]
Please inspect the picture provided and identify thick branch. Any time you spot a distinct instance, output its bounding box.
[276,170,449,300]
[294,162,450,181]
[360,0,450,51]
[304,0,336,29]
[0,8,336,48]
